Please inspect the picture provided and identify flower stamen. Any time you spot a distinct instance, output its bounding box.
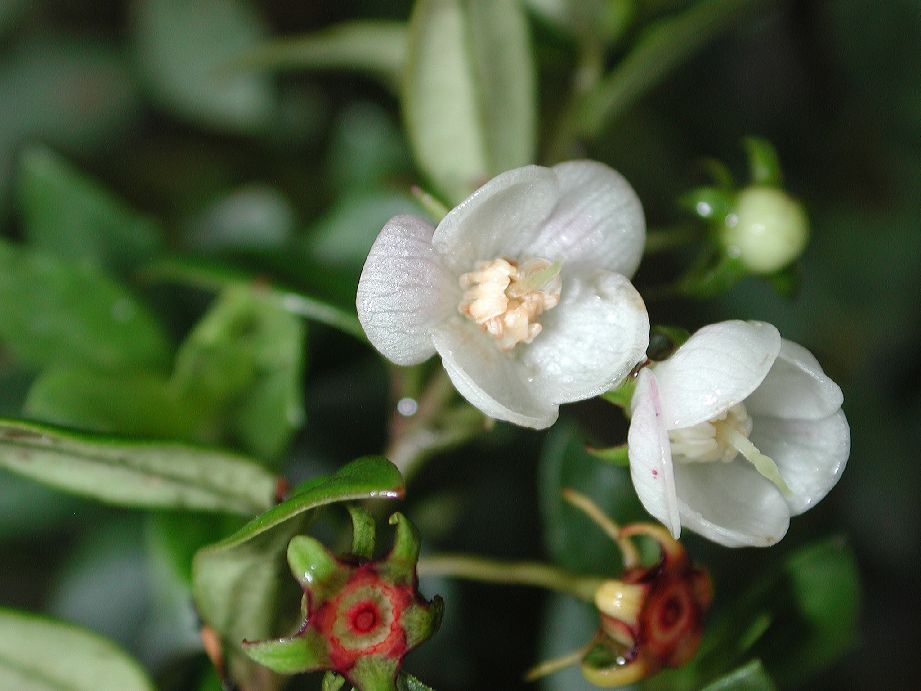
[458,257,562,351]
[668,403,790,495]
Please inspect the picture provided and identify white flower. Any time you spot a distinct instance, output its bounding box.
[628,320,849,547]
[357,161,650,429]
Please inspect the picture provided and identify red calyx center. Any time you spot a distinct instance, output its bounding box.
[350,602,380,634]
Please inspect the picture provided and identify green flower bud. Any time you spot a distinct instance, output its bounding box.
[721,187,809,275]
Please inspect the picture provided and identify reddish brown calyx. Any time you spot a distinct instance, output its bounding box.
[586,523,712,687]
[243,512,442,691]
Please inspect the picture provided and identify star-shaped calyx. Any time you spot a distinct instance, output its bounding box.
[243,511,442,691]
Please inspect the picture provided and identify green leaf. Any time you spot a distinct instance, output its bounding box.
[192,457,403,687]
[143,256,366,340]
[579,0,772,136]
[0,608,154,691]
[0,418,277,514]
[700,660,776,691]
[586,443,629,466]
[17,146,161,273]
[132,0,275,133]
[743,137,783,187]
[672,537,860,689]
[238,21,407,90]
[0,240,170,372]
[539,421,645,575]
[174,285,306,460]
[25,368,209,441]
[404,0,537,202]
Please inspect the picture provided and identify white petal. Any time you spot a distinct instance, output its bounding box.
[432,165,559,272]
[628,369,681,537]
[745,339,844,420]
[433,318,558,429]
[674,461,791,547]
[654,320,781,429]
[749,410,850,516]
[522,271,649,404]
[357,215,457,365]
[521,161,646,277]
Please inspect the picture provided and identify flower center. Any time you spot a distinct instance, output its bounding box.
[458,257,562,351]
[667,403,790,494]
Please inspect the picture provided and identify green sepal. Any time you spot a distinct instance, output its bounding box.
[679,186,734,222]
[700,158,735,190]
[677,252,747,299]
[586,444,629,467]
[601,377,636,410]
[397,672,436,691]
[743,136,783,187]
[401,596,444,650]
[287,535,344,595]
[242,632,330,674]
[347,504,377,560]
[380,512,421,586]
[322,672,347,691]
[349,655,400,691]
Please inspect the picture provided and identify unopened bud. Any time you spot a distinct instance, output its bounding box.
[722,187,809,274]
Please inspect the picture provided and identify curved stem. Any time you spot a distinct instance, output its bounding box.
[417,554,603,602]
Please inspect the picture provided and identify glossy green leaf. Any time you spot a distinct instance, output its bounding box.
[17,146,161,273]
[539,421,645,575]
[0,240,170,371]
[25,368,208,441]
[192,457,403,687]
[579,0,772,136]
[132,0,275,133]
[0,418,277,514]
[174,285,306,460]
[700,660,776,691]
[404,0,536,202]
[238,21,407,90]
[0,608,154,691]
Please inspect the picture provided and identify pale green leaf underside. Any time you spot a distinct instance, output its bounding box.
[404,0,536,203]
[0,418,277,514]
[238,21,407,89]
[0,608,154,691]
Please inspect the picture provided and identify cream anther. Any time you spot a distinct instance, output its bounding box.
[458,257,562,350]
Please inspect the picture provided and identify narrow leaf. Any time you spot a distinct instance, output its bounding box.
[17,146,161,273]
[0,608,154,691]
[579,0,773,136]
[0,240,170,372]
[0,418,277,514]
[143,256,366,340]
[238,21,407,89]
[404,0,536,202]
[701,659,776,691]
[192,457,404,686]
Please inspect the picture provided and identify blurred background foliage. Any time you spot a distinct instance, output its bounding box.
[0,0,918,689]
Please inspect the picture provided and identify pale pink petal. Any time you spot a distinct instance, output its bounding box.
[750,410,850,516]
[357,215,457,365]
[522,272,648,404]
[674,461,790,547]
[654,320,781,429]
[521,160,646,277]
[433,318,558,429]
[746,339,844,420]
[628,369,681,538]
[432,165,559,272]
